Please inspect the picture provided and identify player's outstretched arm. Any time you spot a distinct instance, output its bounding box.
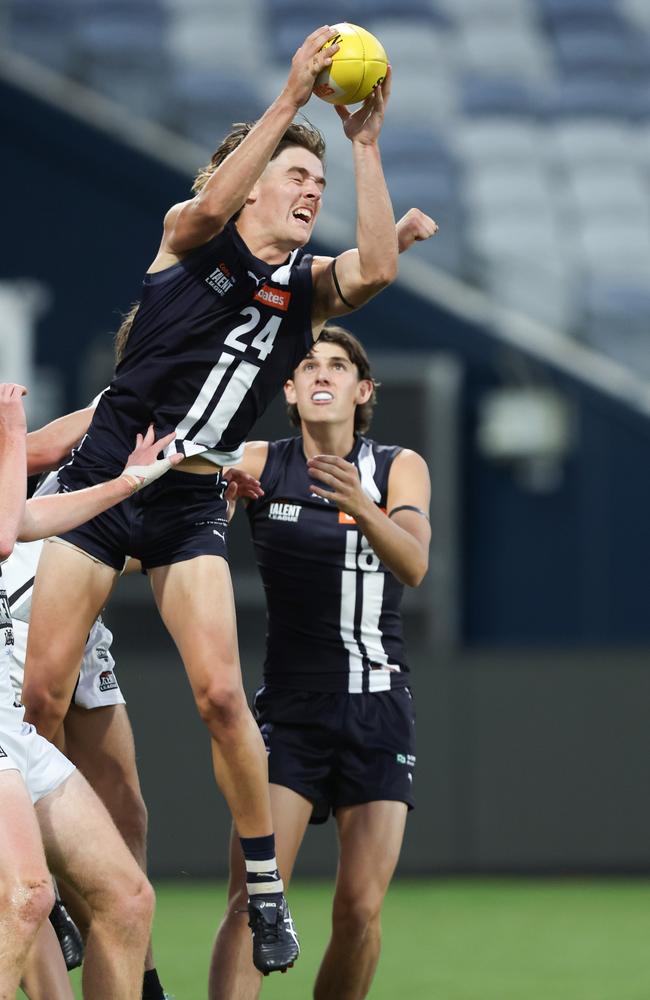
[312,207,438,325]
[0,383,28,559]
[18,427,183,543]
[159,26,340,258]
[26,405,95,475]
[311,69,398,327]
[308,448,431,586]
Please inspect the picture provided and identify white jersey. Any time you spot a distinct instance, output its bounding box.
[0,566,21,719]
[0,564,75,801]
[3,470,58,622]
[5,470,125,710]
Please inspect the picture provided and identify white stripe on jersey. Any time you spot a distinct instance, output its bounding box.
[340,569,363,693]
[173,352,236,440]
[340,533,399,693]
[271,250,300,286]
[357,441,382,503]
[166,352,260,461]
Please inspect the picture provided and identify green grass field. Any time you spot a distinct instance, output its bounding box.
[67,878,650,1000]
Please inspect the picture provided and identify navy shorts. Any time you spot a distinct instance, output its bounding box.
[253,685,416,824]
[57,469,228,571]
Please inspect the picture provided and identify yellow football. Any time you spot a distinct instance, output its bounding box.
[314,22,388,106]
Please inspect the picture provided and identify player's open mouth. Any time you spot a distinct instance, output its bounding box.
[311,391,333,402]
[292,207,313,224]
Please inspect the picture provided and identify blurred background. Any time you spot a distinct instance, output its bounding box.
[2,0,650,886]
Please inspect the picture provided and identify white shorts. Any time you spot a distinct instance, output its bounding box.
[9,617,126,711]
[0,716,75,803]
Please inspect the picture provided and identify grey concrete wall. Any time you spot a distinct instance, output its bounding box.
[107,589,650,878]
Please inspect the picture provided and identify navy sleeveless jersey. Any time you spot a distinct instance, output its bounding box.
[247,435,410,693]
[61,221,314,480]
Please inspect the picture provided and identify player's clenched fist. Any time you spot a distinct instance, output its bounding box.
[283,26,340,109]
[396,208,439,253]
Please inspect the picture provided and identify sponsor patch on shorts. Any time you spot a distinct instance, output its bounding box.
[98,670,118,693]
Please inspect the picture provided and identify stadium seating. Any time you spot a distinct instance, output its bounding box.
[3,0,650,369]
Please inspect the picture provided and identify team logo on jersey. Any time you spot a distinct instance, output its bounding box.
[396,753,416,766]
[254,284,291,311]
[268,502,301,523]
[98,670,118,693]
[96,646,109,663]
[0,744,6,759]
[206,262,236,296]
[0,591,14,648]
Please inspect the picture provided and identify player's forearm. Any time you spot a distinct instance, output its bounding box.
[18,476,133,543]
[353,142,398,288]
[26,406,94,475]
[354,502,428,587]
[192,97,300,226]
[0,429,27,559]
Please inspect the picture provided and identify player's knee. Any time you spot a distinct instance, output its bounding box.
[196,679,247,730]
[332,890,383,938]
[21,680,68,730]
[94,869,154,939]
[5,875,55,938]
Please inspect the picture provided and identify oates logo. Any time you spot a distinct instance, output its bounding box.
[254,284,291,311]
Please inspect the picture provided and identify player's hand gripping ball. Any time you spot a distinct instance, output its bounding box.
[314,22,388,105]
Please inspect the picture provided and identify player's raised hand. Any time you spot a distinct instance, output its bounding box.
[334,65,392,145]
[0,382,28,435]
[307,454,373,519]
[122,425,183,493]
[396,208,439,253]
[284,26,340,109]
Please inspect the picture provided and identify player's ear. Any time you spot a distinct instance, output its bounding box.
[245,180,260,206]
[284,379,297,404]
[356,378,373,405]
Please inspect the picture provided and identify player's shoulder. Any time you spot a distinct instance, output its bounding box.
[357,436,403,462]
[267,435,302,461]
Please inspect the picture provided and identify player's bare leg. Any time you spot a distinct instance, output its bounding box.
[63,702,157,969]
[36,769,155,999]
[22,542,119,743]
[0,771,56,999]
[209,784,313,1000]
[20,920,74,1000]
[314,800,407,1000]
[150,556,276,835]
[152,555,299,973]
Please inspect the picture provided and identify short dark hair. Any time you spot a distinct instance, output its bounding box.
[192,119,326,200]
[287,325,378,434]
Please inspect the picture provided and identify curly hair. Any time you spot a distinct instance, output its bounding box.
[287,325,378,434]
[192,119,326,204]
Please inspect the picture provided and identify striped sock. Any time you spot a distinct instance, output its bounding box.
[240,834,284,897]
